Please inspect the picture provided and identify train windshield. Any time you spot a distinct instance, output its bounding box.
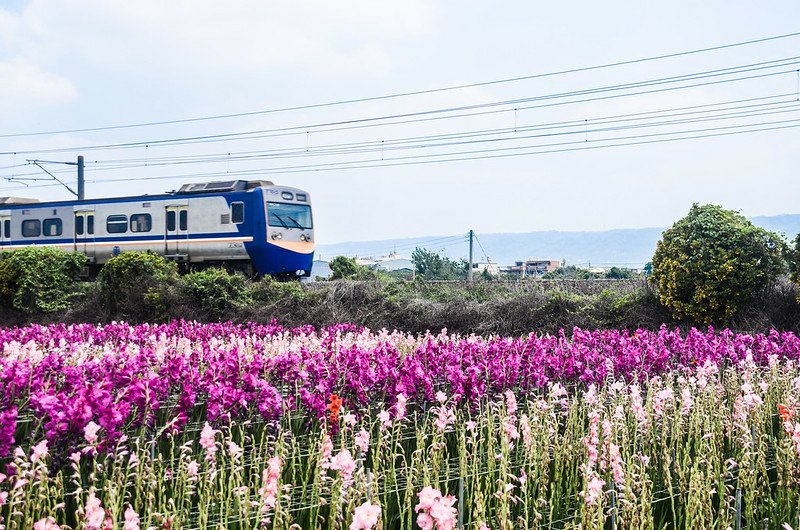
[267,202,313,229]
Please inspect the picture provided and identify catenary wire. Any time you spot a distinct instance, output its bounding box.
[3,30,798,138]
[3,56,799,156]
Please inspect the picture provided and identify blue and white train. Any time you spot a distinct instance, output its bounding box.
[0,180,314,278]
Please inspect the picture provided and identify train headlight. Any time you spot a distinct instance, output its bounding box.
[271,232,283,240]
[300,233,312,242]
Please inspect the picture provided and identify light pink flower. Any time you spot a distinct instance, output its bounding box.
[123,506,140,530]
[199,423,217,461]
[186,459,199,479]
[435,391,447,404]
[84,492,105,530]
[434,407,454,432]
[584,475,605,506]
[378,409,392,430]
[416,486,442,512]
[350,501,381,530]
[84,421,101,445]
[395,393,408,420]
[259,456,282,512]
[417,512,434,530]
[343,412,357,427]
[355,428,371,454]
[504,390,517,416]
[31,440,48,463]
[33,517,60,530]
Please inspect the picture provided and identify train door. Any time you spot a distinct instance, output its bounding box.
[165,204,189,257]
[0,212,10,247]
[73,208,96,262]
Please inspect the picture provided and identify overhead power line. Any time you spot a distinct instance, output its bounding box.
[2,115,795,195]
[2,31,799,139]
[81,94,799,169]
[3,55,799,156]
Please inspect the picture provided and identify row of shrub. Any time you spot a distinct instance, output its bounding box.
[0,246,798,335]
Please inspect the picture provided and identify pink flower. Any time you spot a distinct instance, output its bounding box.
[84,421,101,445]
[84,492,105,530]
[504,390,517,415]
[435,391,447,404]
[584,475,605,506]
[123,506,140,530]
[350,501,381,530]
[329,449,357,490]
[199,423,217,461]
[416,486,442,512]
[395,393,408,420]
[429,495,458,530]
[33,517,60,530]
[355,429,371,454]
[378,410,392,430]
[343,412,357,427]
[186,459,199,478]
[259,456,282,512]
[503,417,519,442]
[321,433,333,467]
[434,407,454,432]
[31,440,48,463]
[417,512,434,530]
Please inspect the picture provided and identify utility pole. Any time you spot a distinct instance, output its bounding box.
[467,229,474,283]
[17,156,85,199]
[77,155,85,200]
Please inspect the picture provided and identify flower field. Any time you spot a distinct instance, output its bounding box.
[0,321,799,529]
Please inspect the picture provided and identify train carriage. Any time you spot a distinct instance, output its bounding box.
[0,180,314,278]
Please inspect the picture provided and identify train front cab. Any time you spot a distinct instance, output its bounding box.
[249,187,314,278]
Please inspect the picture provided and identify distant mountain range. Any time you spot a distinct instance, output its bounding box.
[316,214,800,269]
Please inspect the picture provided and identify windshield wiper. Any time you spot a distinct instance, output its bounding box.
[271,214,289,228]
[287,216,303,229]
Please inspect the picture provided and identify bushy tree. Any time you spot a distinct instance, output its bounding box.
[411,248,467,280]
[0,247,85,313]
[651,204,786,324]
[183,268,252,320]
[604,267,638,279]
[542,265,593,279]
[99,251,179,315]
[329,256,374,280]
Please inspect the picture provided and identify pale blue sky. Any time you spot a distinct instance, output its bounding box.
[1,1,799,248]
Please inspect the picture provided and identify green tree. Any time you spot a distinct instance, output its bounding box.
[542,265,593,279]
[651,203,786,324]
[604,267,637,279]
[329,256,373,280]
[0,247,85,313]
[411,248,467,280]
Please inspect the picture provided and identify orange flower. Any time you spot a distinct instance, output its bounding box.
[778,403,792,423]
[328,394,343,424]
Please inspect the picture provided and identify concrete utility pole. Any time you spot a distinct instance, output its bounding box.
[467,229,474,282]
[77,155,85,200]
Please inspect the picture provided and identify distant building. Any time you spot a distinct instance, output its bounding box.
[359,252,414,273]
[506,259,561,277]
[471,261,500,276]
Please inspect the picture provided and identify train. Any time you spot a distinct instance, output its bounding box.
[0,179,314,278]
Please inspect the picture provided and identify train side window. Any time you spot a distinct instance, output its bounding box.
[3,220,10,239]
[166,211,176,231]
[106,215,128,234]
[130,213,152,233]
[43,218,62,237]
[231,202,244,224]
[87,215,94,235]
[179,210,188,231]
[75,215,84,235]
[22,219,41,237]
